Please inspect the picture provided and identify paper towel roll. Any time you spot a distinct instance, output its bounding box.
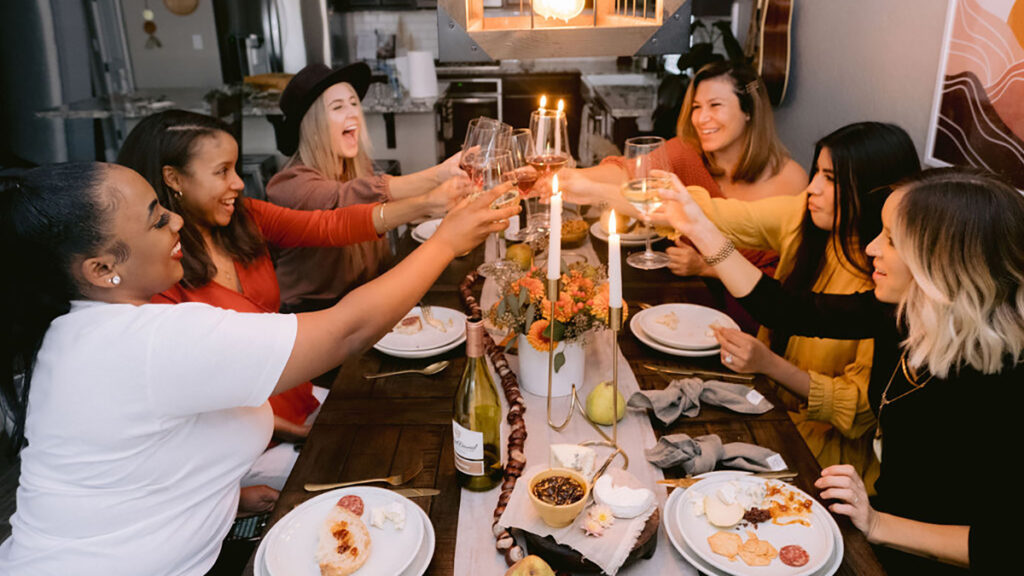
[406,51,438,100]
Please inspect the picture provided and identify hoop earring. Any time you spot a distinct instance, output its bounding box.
[109,275,121,286]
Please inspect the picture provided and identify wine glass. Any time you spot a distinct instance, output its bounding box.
[461,117,511,187]
[527,108,572,182]
[505,129,542,242]
[621,136,671,270]
[477,149,521,278]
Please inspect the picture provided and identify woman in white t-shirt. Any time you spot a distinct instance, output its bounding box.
[0,162,516,576]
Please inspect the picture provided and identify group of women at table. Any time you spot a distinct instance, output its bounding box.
[0,58,1017,575]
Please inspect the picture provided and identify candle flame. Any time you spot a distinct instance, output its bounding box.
[608,209,616,235]
[552,174,559,196]
[540,95,547,109]
[557,99,565,113]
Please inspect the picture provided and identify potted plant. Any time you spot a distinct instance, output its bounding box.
[488,261,627,397]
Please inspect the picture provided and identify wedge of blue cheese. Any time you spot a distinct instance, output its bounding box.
[549,444,596,480]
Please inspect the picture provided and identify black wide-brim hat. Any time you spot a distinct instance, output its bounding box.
[270,62,372,156]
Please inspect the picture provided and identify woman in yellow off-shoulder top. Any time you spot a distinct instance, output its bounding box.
[684,122,919,492]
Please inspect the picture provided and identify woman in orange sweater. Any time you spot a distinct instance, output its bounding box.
[557,60,806,276]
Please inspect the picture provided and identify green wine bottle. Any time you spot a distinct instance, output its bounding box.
[452,317,503,491]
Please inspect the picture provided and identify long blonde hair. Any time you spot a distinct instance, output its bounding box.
[894,169,1024,378]
[676,61,789,184]
[286,82,375,182]
[284,82,386,281]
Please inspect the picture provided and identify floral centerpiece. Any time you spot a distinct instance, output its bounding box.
[489,261,627,394]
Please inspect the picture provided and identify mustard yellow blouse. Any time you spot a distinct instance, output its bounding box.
[689,187,880,492]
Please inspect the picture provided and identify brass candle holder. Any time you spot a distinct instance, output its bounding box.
[545,274,628,470]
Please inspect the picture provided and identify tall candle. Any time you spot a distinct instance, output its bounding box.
[554,99,564,155]
[608,210,622,308]
[548,175,562,280]
[536,95,547,153]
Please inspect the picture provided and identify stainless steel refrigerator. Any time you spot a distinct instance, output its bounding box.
[0,0,133,165]
[212,0,323,83]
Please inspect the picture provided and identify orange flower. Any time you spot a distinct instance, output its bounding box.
[540,292,576,322]
[591,284,628,323]
[514,275,546,301]
[527,319,554,352]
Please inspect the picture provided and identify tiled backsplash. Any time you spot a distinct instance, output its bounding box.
[335,10,440,62]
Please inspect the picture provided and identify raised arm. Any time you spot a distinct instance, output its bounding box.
[656,173,884,340]
[272,184,518,393]
[387,151,467,199]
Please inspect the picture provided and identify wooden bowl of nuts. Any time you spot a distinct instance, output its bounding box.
[528,468,589,528]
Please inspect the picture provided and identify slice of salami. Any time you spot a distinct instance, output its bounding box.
[779,545,809,567]
[336,495,364,516]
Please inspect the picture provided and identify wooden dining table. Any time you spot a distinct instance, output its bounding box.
[247,229,885,576]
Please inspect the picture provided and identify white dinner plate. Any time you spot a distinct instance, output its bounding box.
[640,303,740,350]
[374,335,466,359]
[256,492,435,576]
[264,486,424,576]
[664,472,843,576]
[629,308,720,357]
[590,221,664,247]
[675,476,836,576]
[412,219,442,243]
[374,307,467,352]
[663,472,842,576]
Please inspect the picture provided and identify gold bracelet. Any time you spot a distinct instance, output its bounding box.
[702,238,735,266]
[378,202,390,232]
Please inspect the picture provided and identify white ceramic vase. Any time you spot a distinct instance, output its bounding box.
[517,334,585,397]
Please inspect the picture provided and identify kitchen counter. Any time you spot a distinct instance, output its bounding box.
[35,86,436,120]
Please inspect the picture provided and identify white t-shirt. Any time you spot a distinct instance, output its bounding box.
[0,301,297,576]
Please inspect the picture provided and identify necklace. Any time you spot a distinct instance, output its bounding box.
[873,350,934,462]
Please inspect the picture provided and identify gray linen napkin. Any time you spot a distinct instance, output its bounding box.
[645,433,786,473]
[627,377,773,425]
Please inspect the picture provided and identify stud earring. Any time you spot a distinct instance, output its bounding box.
[172,189,182,198]
[110,275,121,286]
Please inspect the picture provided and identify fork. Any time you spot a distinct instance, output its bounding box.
[419,301,447,333]
[304,459,425,492]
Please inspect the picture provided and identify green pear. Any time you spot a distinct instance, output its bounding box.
[504,554,555,576]
[585,380,626,425]
[505,243,534,271]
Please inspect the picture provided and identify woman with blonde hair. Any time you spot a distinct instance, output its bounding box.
[268,63,470,312]
[657,167,1020,574]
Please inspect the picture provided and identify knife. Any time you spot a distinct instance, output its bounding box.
[643,363,755,383]
[392,488,440,498]
[657,470,798,489]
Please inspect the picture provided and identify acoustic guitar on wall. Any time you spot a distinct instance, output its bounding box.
[747,0,794,106]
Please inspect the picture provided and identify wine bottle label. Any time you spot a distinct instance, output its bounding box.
[452,420,485,476]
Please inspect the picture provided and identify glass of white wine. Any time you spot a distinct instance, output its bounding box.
[476,149,520,278]
[621,136,671,270]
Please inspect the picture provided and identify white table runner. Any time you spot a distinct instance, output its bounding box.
[453,237,697,575]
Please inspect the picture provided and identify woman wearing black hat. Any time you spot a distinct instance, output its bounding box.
[268,62,470,312]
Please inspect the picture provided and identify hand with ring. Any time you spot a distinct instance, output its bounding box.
[713,325,777,374]
[815,464,877,538]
